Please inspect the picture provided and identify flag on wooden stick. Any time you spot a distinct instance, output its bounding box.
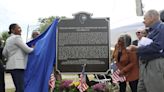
[49,73,55,89]
[111,69,126,84]
[77,64,88,92]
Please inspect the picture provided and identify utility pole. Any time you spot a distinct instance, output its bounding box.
[160,10,164,22]
[26,24,29,42]
[136,0,143,16]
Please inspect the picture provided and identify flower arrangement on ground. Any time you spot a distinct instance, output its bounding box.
[92,83,110,92]
[53,80,111,92]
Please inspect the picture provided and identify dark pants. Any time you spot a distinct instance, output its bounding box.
[119,81,126,92]
[0,64,5,92]
[10,69,24,92]
[129,79,138,92]
[138,58,164,92]
[119,79,138,92]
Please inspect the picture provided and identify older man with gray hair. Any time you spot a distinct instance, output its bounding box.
[31,31,40,39]
[128,9,164,92]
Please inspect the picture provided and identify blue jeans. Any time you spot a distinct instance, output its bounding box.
[10,69,24,92]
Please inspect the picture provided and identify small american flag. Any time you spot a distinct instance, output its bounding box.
[111,69,126,84]
[49,73,55,89]
[77,64,88,92]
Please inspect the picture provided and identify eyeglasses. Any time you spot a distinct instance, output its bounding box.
[136,31,141,34]
[136,31,146,34]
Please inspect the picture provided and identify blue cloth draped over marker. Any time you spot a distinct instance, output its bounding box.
[24,19,58,92]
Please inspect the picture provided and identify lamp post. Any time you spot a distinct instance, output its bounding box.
[26,24,40,42]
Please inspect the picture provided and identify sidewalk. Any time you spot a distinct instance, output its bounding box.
[5,73,94,89]
[4,73,88,89]
[5,73,80,89]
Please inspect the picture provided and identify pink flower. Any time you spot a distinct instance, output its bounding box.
[92,83,106,92]
[59,80,73,90]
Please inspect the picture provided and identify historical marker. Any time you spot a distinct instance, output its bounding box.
[57,12,110,73]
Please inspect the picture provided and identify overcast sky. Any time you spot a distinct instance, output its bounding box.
[0,0,163,41]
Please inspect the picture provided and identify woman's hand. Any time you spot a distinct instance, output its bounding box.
[126,45,138,51]
[31,44,35,48]
[119,70,125,76]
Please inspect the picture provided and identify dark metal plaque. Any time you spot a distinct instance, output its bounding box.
[57,12,110,73]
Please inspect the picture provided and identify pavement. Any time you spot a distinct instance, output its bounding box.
[5,73,94,89]
[5,73,80,89]
[5,73,14,89]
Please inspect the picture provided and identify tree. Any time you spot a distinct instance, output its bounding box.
[0,31,9,49]
[1,31,9,43]
[35,16,66,33]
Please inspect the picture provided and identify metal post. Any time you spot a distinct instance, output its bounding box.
[136,0,143,16]
[81,64,86,82]
[26,24,29,42]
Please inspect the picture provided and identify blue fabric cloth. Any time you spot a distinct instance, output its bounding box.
[137,21,164,61]
[24,19,58,92]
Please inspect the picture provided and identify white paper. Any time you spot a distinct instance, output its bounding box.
[138,37,153,47]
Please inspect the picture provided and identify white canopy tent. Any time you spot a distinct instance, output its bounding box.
[110,17,145,47]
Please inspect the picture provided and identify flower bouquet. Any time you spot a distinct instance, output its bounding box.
[53,80,110,92]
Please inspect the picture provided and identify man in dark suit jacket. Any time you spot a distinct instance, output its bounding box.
[132,40,138,46]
